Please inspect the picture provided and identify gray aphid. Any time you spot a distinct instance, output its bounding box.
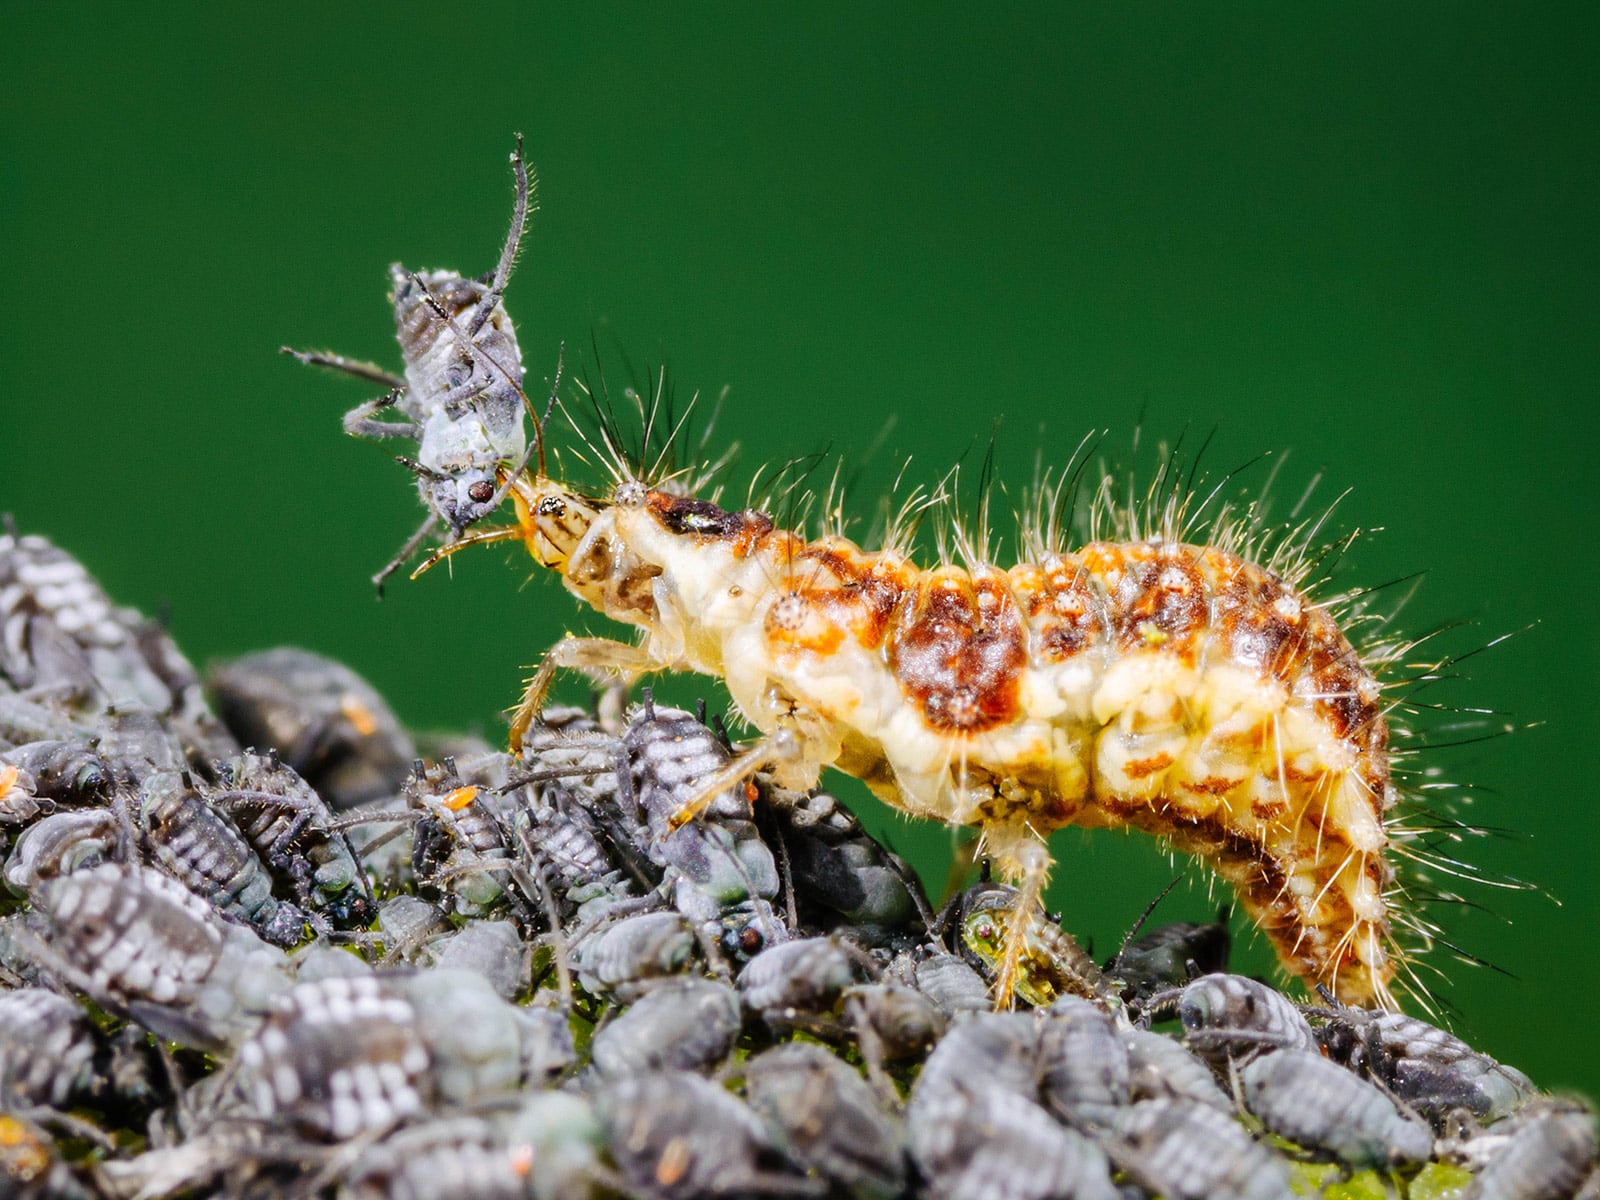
[744,1041,907,1199]
[590,976,742,1077]
[1240,1047,1435,1168]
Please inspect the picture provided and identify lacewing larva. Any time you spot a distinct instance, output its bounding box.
[333,144,1482,1012]
[420,397,1420,1009]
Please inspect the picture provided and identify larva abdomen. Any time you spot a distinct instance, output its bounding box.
[789,536,1392,1005]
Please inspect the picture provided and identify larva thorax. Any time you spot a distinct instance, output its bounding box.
[500,467,1399,1008]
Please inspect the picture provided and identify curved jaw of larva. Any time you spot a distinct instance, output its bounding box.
[408,471,603,579]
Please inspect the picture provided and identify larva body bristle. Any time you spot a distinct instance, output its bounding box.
[499,462,1416,1008]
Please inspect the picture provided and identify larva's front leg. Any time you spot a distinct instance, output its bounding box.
[509,636,661,752]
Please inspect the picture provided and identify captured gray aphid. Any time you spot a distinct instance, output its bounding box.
[743,1041,907,1199]
[1315,1004,1537,1126]
[1167,971,1319,1065]
[136,769,311,947]
[283,139,543,591]
[1239,1047,1435,1168]
[207,646,416,809]
[1108,1098,1291,1200]
[590,976,742,1077]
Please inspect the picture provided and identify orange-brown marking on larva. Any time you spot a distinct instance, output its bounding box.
[453,465,1400,1009]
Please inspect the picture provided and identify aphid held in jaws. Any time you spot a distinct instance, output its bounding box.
[426,436,1404,1009]
[284,138,550,591]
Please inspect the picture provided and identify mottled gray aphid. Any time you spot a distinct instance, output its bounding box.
[590,976,742,1077]
[574,909,697,1000]
[736,936,858,1028]
[1316,1004,1537,1126]
[0,529,233,760]
[1461,1100,1599,1200]
[621,699,788,960]
[283,139,545,591]
[207,646,416,809]
[1036,995,1131,1127]
[743,1041,907,1199]
[909,1071,1118,1200]
[137,769,311,948]
[232,974,432,1141]
[1108,1097,1291,1200]
[593,1069,807,1199]
[1240,1047,1434,1168]
[1167,971,1318,1065]
[213,749,374,928]
[0,987,101,1109]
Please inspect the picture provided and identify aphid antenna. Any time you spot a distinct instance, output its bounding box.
[465,133,535,339]
[1104,873,1188,973]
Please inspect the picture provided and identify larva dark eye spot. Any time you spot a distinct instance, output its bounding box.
[537,496,567,517]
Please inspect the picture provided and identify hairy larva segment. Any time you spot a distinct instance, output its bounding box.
[492,472,1399,1008]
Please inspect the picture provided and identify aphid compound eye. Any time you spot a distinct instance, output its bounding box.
[468,480,495,504]
[739,926,765,956]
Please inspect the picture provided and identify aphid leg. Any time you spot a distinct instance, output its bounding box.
[341,388,420,440]
[374,511,441,595]
[664,727,804,833]
[278,347,407,390]
[508,637,659,753]
[984,823,1052,1010]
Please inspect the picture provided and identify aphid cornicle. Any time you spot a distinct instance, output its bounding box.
[428,412,1407,1008]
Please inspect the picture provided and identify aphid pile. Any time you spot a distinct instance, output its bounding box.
[2,528,1596,1199]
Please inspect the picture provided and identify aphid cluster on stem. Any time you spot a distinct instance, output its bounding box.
[0,528,1592,1198]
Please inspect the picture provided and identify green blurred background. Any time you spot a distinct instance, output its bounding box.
[4,5,1595,1097]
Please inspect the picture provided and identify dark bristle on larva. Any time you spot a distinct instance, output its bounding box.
[0,528,1593,1200]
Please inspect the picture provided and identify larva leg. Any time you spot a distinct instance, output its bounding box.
[509,636,660,752]
[663,726,805,832]
[984,824,1052,1011]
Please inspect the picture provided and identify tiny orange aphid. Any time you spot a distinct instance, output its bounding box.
[424,391,1410,1010]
